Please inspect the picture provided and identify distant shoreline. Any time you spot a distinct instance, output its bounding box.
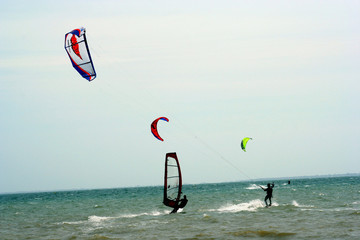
[247,172,360,182]
[1,173,359,195]
[189,173,360,186]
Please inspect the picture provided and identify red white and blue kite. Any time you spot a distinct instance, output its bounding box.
[64,27,96,81]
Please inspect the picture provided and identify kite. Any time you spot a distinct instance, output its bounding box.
[64,27,96,81]
[241,137,252,152]
[151,117,169,141]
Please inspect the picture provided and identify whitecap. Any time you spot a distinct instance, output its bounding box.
[119,210,168,218]
[211,199,265,212]
[246,184,261,190]
[290,200,314,208]
[61,215,118,226]
[61,220,86,225]
[88,215,115,222]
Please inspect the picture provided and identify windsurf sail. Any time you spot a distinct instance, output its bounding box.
[151,117,169,141]
[64,27,96,81]
[241,137,252,152]
[163,152,182,208]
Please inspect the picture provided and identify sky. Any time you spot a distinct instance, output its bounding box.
[1,0,359,193]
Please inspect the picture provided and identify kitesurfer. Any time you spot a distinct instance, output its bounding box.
[170,195,188,214]
[260,183,274,207]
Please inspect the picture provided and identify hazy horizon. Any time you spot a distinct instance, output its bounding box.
[1,0,359,194]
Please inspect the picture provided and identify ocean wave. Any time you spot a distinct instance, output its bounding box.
[245,184,260,190]
[61,216,114,226]
[227,229,296,237]
[89,211,168,221]
[61,211,168,226]
[62,220,86,225]
[88,215,116,222]
[210,199,266,212]
[350,211,360,215]
[291,200,314,208]
[210,199,315,213]
[119,211,166,218]
[286,200,314,209]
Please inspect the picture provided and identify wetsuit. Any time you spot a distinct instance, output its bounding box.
[263,184,274,206]
[178,198,188,208]
[170,198,188,213]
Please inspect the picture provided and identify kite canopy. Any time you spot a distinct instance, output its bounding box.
[64,27,96,81]
[241,137,252,152]
[151,117,169,141]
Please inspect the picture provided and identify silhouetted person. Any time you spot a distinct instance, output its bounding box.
[170,195,188,213]
[261,183,274,206]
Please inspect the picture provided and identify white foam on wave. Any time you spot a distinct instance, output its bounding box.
[211,199,265,213]
[245,184,260,190]
[61,210,168,226]
[290,200,314,209]
[61,220,86,225]
[61,216,115,226]
[88,215,116,223]
[119,210,168,218]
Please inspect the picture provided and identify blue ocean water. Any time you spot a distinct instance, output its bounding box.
[1,176,359,239]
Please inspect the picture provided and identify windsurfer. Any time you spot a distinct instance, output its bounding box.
[170,195,188,214]
[260,183,274,207]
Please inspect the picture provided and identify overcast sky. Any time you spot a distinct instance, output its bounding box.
[1,0,359,193]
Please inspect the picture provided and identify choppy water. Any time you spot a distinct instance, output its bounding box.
[1,176,359,239]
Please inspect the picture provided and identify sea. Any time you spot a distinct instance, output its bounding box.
[1,176,359,239]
